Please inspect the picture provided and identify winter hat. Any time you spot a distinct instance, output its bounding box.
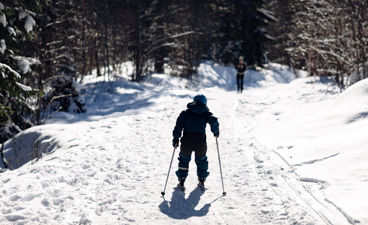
[194,95,207,105]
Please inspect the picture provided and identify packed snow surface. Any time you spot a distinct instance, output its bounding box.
[1,61,367,225]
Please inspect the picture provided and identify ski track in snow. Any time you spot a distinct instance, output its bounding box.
[0,67,356,225]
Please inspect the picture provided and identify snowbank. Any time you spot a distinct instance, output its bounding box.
[1,124,72,169]
[197,61,236,90]
[261,63,296,83]
[197,61,296,90]
[335,77,368,114]
[255,78,368,223]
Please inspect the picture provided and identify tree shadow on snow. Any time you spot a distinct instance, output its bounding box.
[159,187,212,219]
[54,78,197,123]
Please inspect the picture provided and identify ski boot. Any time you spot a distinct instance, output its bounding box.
[177,178,186,192]
[198,178,206,191]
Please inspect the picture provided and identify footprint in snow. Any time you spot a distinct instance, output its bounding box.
[53,199,64,206]
[5,215,25,222]
[22,194,38,202]
[41,199,49,207]
[9,195,22,201]
[270,183,278,187]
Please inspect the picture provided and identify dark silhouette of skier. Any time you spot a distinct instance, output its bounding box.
[235,56,246,93]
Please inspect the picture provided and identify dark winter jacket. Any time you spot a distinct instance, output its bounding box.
[236,63,246,74]
[173,101,219,139]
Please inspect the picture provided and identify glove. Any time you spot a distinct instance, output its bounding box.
[172,138,179,148]
[214,132,219,138]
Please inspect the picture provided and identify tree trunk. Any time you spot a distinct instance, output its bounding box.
[135,0,142,82]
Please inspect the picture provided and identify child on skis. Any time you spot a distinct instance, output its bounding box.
[172,95,219,191]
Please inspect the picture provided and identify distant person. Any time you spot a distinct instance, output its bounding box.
[235,56,247,93]
[172,95,219,191]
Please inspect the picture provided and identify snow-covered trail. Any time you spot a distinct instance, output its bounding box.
[0,65,355,225]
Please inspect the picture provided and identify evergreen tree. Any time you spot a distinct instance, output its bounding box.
[0,0,42,142]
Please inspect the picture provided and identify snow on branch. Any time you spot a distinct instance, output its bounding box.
[16,82,33,92]
[309,46,347,63]
[0,13,6,27]
[18,10,36,33]
[257,8,277,22]
[13,56,41,74]
[0,39,6,54]
[170,31,195,39]
[25,15,36,33]
[0,63,21,79]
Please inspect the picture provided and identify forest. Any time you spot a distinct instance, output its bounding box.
[1,0,367,143]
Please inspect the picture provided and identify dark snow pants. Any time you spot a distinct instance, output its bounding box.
[237,73,244,92]
[175,132,209,180]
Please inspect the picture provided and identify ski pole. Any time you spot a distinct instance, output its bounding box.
[216,137,226,196]
[161,147,177,196]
